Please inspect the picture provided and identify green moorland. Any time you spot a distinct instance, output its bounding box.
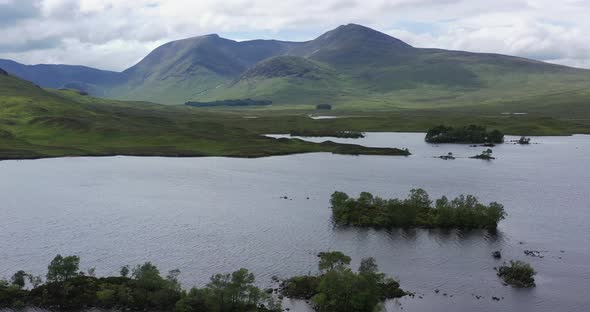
[1,69,590,160]
[0,72,412,160]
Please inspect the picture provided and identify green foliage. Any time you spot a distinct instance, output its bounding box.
[472,148,495,160]
[46,255,80,283]
[425,125,504,144]
[11,271,27,289]
[120,265,130,277]
[318,252,352,273]
[331,189,506,229]
[281,276,320,299]
[497,261,536,288]
[518,136,531,144]
[281,252,405,312]
[185,99,272,108]
[0,254,279,312]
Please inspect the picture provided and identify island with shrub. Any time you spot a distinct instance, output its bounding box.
[280,251,406,312]
[497,260,536,287]
[425,125,504,144]
[330,189,506,229]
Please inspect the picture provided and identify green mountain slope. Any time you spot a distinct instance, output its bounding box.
[0,71,413,159]
[2,23,590,113]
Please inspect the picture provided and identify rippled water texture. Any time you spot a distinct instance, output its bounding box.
[1,133,589,311]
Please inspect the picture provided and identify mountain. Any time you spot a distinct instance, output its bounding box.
[3,23,590,111]
[0,59,124,96]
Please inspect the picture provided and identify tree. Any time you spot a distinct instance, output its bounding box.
[11,271,27,289]
[120,265,130,277]
[318,251,351,273]
[358,258,379,275]
[497,260,536,287]
[46,254,80,282]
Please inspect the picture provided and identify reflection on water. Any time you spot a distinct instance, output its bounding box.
[1,133,589,312]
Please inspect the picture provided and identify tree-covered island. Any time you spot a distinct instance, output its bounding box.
[280,251,406,312]
[425,125,504,144]
[497,260,536,288]
[330,189,506,229]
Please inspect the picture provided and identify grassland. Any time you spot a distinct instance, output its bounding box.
[1,69,589,161]
[0,73,414,160]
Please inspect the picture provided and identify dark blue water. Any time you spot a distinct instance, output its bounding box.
[1,133,589,311]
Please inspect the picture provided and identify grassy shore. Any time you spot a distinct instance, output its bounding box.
[1,71,589,160]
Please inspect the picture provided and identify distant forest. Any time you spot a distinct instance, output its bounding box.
[185,99,272,108]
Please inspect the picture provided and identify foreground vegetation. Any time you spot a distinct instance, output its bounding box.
[0,252,407,312]
[425,125,504,144]
[497,261,536,288]
[281,252,405,312]
[0,255,281,311]
[330,189,506,229]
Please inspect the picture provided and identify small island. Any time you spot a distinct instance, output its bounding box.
[518,136,531,144]
[330,189,506,229]
[471,148,495,160]
[281,252,405,311]
[289,129,365,138]
[425,125,504,144]
[497,260,536,287]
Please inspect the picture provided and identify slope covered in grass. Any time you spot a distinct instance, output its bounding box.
[3,24,590,113]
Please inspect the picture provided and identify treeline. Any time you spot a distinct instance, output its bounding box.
[330,189,506,229]
[185,99,272,107]
[290,130,365,138]
[281,252,405,312]
[425,125,504,144]
[0,255,280,311]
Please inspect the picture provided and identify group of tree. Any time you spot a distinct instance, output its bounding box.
[185,99,272,108]
[425,125,504,144]
[281,251,405,312]
[0,255,280,311]
[290,130,365,138]
[471,148,495,160]
[497,260,536,288]
[330,189,506,229]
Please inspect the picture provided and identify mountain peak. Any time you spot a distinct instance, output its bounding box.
[322,23,412,49]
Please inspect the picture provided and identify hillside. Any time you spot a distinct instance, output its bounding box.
[0,59,124,96]
[2,23,590,113]
[0,72,412,159]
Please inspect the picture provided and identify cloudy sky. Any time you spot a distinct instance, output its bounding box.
[1,0,589,71]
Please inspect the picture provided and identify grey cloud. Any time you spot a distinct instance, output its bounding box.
[0,0,40,25]
[0,36,61,53]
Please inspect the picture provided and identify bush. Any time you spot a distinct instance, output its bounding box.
[497,261,536,287]
[425,125,504,144]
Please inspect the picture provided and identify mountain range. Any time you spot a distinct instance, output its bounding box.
[2,23,590,109]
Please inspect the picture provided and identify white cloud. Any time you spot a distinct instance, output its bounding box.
[1,0,590,70]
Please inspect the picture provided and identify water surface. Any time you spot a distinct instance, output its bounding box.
[1,133,589,311]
